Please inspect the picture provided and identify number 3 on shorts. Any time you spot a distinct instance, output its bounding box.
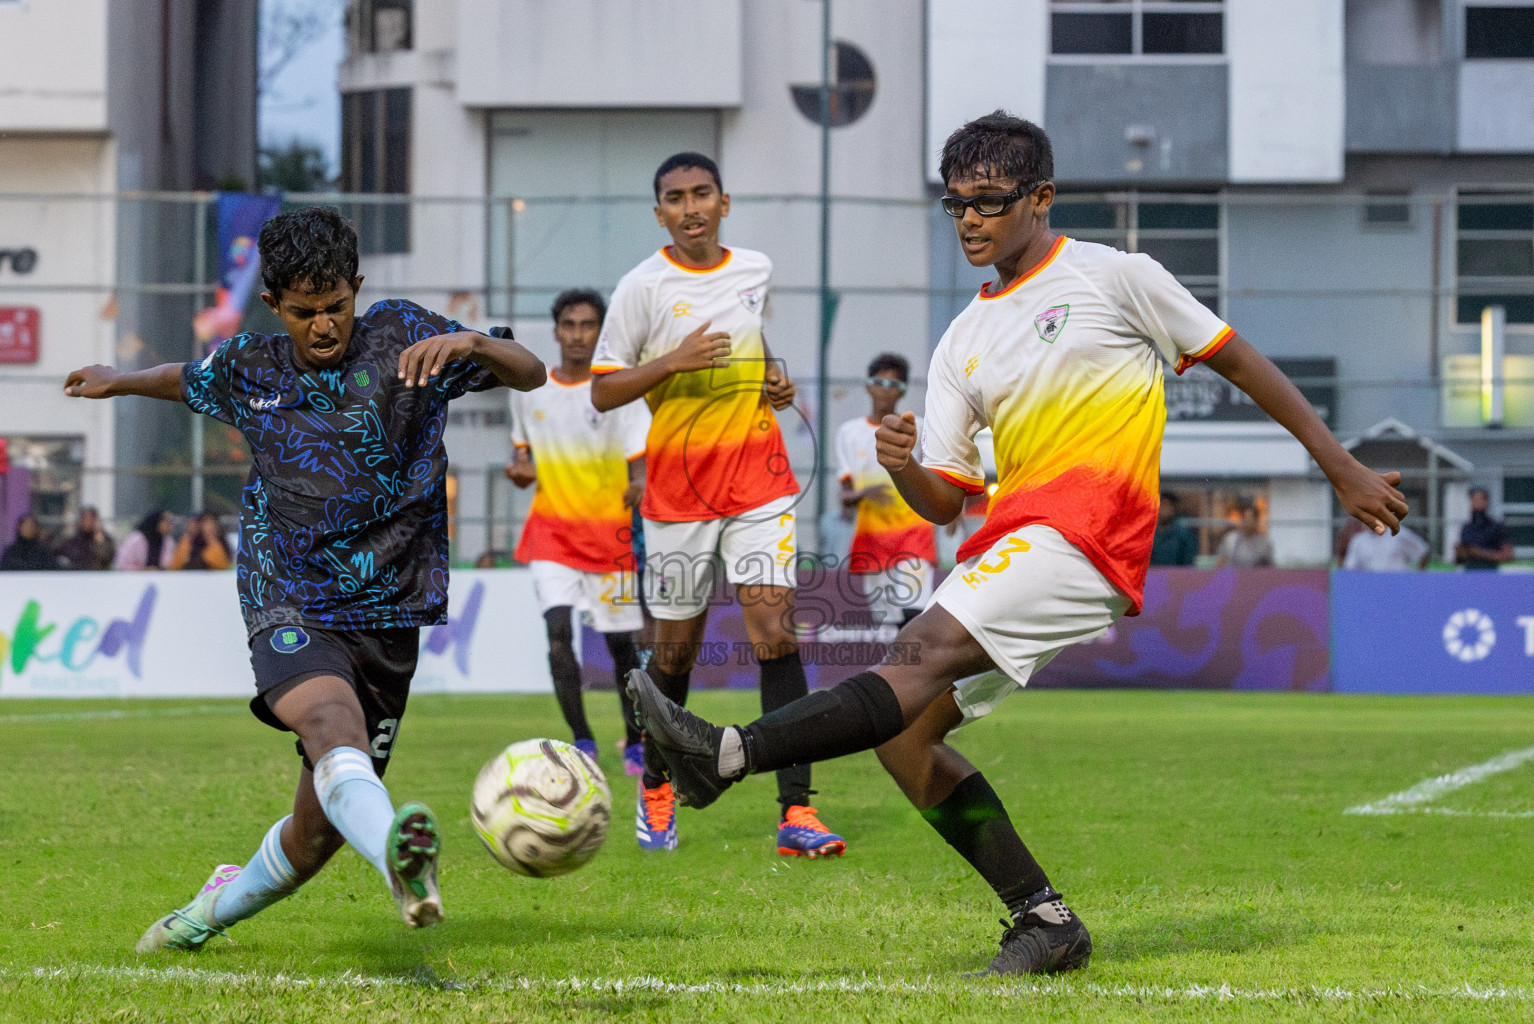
[371,718,399,760]
[964,535,1032,588]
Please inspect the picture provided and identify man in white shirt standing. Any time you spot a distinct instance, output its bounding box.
[1344,523,1429,570]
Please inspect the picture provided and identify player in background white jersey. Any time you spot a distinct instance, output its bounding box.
[632,112,1409,975]
[502,290,649,775]
[836,353,937,627]
[591,153,845,858]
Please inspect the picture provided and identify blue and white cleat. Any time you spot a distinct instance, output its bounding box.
[777,806,846,859]
[574,738,599,762]
[636,781,678,851]
[623,742,645,777]
[135,864,241,953]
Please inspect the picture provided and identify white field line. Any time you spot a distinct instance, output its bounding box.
[1344,744,1534,816]
[0,704,243,725]
[7,965,1534,1003]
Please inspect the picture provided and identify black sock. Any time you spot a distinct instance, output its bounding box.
[740,670,905,775]
[605,632,642,747]
[920,772,1051,919]
[758,652,813,811]
[544,608,592,742]
[642,664,691,789]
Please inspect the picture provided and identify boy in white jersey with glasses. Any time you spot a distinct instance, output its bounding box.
[590,153,845,858]
[631,112,1409,974]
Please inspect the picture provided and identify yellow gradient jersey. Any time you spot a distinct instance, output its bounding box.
[591,246,799,522]
[836,415,938,571]
[918,236,1233,614]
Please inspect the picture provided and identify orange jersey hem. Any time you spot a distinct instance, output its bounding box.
[1174,325,1235,375]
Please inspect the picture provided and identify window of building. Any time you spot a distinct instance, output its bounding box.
[1502,475,1534,552]
[1456,191,1534,325]
[1051,194,1222,312]
[1051,1,1224,56]
[790,41,877,127]
[1362,190,1412,228]
[340,88,411,255]
[347,0,412,55]
[1465,5,1534,59]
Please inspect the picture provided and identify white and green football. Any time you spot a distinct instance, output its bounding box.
[470,738,611,878]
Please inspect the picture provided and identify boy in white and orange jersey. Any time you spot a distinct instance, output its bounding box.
[632,113,1410,975]
[590,152,844,858]
[836,352,937,627]
[504,289,648,775]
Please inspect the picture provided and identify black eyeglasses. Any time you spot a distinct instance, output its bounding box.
[939,181,1041,218]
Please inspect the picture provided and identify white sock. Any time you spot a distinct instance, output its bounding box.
[211,816,300,928]
[312,746,395,884]
[717,727,745,778]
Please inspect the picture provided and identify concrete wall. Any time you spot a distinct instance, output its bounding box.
[0,0,108,132]
[925,0,1048,184]
[1459,62,1534,153]
[1227,0,1344,182]
[455,0,743,108]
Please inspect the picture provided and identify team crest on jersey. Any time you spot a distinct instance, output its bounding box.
[349,363,379,398]
[1035,304,1070,343]
[270,626,310,654]
[738,287,763,315]
[585,405,602,428]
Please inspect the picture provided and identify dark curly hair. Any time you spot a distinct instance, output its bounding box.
[938,110,1053,189]
[258,207,360,297]
[551,287,606,324]
[866,352,910,382]
[653,152,722,199]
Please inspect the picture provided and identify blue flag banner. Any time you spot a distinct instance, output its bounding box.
[193,193,282,351]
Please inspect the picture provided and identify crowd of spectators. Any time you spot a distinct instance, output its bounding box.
[0,507,233,572]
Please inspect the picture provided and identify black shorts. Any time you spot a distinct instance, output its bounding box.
[249,624,420,777]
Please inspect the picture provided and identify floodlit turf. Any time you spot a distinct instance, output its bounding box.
[4,690,1534,1023]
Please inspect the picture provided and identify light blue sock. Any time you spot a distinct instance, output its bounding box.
[211,816,300,928]
[312,746,395,884]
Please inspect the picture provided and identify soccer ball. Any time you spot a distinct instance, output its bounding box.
[470,739,611,878]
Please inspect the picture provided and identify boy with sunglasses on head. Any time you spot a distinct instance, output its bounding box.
[837,353,937,627]
[629,111,1408,975]
[589,152,845,858]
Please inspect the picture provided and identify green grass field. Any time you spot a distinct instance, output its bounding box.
[3,689,1534,1022]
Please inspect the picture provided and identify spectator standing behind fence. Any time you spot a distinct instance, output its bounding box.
[1216,501,1274,568]
[1343,522,1429,570]
[171,511,232,570]
[1149,492,1198,566]
[1,514,61,570]
[56,506,116,570]
[1455,485,1514,570]
[113,509,174,570]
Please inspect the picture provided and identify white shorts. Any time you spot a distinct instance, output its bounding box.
[643,493,798,621]
[933,524,1129,722]
[854,558,936,625]
[528,560,643,634]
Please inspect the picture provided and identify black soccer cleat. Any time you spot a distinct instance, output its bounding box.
[973,890,1092,976]
[626,668,736,809]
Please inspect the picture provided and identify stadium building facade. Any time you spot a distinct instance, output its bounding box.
[0,0,258,530]
[339,0,1534,566]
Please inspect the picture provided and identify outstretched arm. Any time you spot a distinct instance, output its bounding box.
[590,320,731,411]
[1205,334,1408,535]
[65,363,185,402]
[876,411,970,526]
[399,331,545,391]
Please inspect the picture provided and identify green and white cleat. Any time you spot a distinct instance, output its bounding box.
[135,864,240,954]
[388,802,443,929]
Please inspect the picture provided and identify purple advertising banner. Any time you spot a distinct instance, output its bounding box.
[582,567,1332,693]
